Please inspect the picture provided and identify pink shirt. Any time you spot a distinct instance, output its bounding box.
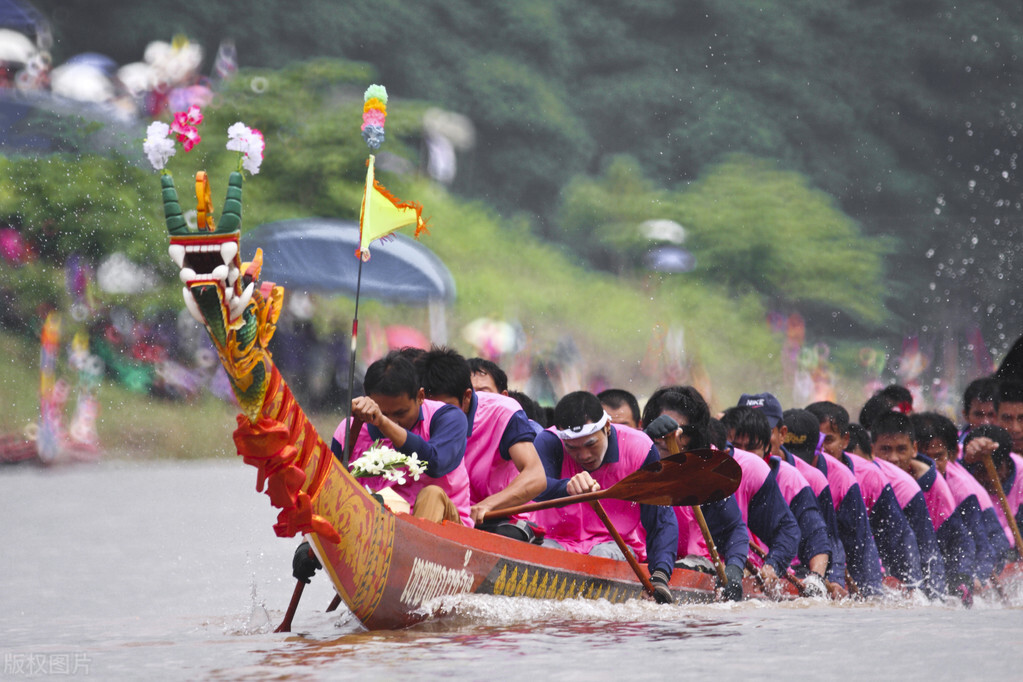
[874,458,922,510]
[730,448,772,523]
[819,452,858,511]
[790,454,830,500]
[915,458,956,531]
[843,452,889,513]
[674,505,710,558]
[533,424,654,559]
[464,392,523,507]
[336,400,472,526]
[945,459,997,512]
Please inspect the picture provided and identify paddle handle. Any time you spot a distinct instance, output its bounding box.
[274,580,305,633]
[981,452,1023,553]
[590,499,658,598]
[483,488,607,521]
[663,432,729,587]
[342,416,364,469]
[693,504,729,586]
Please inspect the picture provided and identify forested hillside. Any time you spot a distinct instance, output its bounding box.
[19,0,1023,407]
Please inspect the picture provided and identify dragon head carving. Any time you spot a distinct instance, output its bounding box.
[161,170,283,422]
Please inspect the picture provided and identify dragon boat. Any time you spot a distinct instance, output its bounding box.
[157,159,1019,626]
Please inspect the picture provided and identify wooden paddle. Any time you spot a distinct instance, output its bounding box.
[589,499,659,599]
[482,447,742,521]
[980,452,1023,554]
[275,580,305,633]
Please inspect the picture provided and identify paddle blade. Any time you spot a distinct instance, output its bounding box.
[608,448,742,507]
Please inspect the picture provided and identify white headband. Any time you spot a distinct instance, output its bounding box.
[555,412,611,441]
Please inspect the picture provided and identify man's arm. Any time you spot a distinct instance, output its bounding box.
[701,496,750,570]
[867,484,922,586]
[534,431,572,501]
[789,486,832,578]
[410,404,469,477]
[746,469,801,575]
[470,440,547,525]
[833,484,882,595]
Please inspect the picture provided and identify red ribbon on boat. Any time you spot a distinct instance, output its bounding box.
[272,490,341,543]
[233,415,293,492]
[232,413,341,544]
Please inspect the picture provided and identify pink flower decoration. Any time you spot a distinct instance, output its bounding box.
[179,127,201,151]
[170,106,203,152]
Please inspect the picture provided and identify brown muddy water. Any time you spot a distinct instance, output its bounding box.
[1,460,1020,680]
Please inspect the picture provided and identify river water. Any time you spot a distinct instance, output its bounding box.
[1,459,1021,681]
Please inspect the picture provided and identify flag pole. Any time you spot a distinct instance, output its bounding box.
[342,254,365,469]
[343,152,375,469]
[341,83,424,467]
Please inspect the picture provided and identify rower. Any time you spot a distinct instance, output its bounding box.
[332,351,473,526]
[962,423,1023,557]
[532,391,678,604]
[644,413,749,601]
[720,405,836,596]
[995,380,1023,455]
[416,348,547,539]
[598,388,642,430]
[960,376,999,440]
[468,357,509,395]
[808,401,924,595]
[642,386,800,596]
[870,410,947,598]
[879,412,975,598]
[783,407,887,597]
[913,412,1007,589]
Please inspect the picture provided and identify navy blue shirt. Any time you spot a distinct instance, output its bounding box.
[781,447,848,587]
[809,451,886,596]
[730,446,801,575]
[331,402,468,478]
[534,427,678,576]
[700,496,750,570]
[981,506,1014,567]
[916,454,973,587]
[767,455,832,573]
[901,489,947,597]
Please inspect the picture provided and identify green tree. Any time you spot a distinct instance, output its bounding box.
[679,155,891,326]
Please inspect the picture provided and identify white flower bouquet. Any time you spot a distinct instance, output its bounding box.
[349,441,427,486]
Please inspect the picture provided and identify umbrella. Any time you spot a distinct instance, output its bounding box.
[65,52,118,76]
[0,1,45,36]
[241,218,456,305]
[644,245,696,273]
[386,325,430,350]
[462,317,521,360]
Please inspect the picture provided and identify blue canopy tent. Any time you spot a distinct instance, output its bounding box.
[241,217,456,343]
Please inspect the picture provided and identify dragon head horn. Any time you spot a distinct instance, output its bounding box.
[161,171,244,236]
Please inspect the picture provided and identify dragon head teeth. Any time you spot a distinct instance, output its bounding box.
[220,241,239,264]
[168,244,186,268]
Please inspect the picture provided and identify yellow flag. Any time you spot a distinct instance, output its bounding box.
[358,154,428,259]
